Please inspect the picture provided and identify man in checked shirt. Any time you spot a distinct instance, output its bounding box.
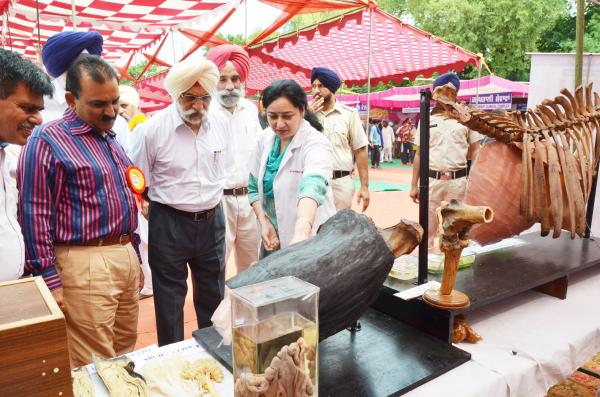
[18,55,140,368]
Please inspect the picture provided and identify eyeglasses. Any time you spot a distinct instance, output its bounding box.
[179,93,212,105]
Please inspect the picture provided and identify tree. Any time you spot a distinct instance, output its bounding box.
[121,60,166,85]
[538,2,600,53]
[216,31,263,46]
[405,0,568,81]
[377,0,409,18]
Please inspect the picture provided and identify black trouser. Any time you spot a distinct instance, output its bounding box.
[371,145,381,167]
[148,201,226,346]
[394,141,402,158]
[402,143,413,163]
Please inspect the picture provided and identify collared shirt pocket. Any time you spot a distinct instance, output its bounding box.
[209,144,228,179]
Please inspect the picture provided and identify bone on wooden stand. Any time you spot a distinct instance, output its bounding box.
[423,200,494,309]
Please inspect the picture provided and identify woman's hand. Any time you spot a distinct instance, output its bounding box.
[289,216,313,246]
[259,215,280,251]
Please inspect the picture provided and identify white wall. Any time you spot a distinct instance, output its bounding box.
[528,53,600,107]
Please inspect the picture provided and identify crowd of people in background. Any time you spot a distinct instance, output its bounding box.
[365,116,417,168]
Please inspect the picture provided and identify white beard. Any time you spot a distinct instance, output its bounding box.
[216,88,244,108]
[177,104,207,126]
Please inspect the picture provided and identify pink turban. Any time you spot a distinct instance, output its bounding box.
[206,44,250,83]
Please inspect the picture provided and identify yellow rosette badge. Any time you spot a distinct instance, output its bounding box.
[126,166,146,194]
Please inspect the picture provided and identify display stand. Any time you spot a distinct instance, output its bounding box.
[375,232,600,343]
[194,308,470,397]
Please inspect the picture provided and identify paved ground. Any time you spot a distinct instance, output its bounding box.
[135,159,419,349]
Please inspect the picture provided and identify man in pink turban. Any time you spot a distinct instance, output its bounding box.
[206,44,262,276]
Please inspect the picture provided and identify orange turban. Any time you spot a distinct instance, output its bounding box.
[206,44,250,83]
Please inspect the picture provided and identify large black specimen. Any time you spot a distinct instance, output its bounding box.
[227,210,422,340]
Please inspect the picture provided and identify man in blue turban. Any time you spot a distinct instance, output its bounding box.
[432,71,461,91]
[40,31,103,123]
[40,31,130,143]
[309,66,370,212]
[42,31,104,79]
[409,72,482,247]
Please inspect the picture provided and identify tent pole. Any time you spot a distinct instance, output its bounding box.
[575,0,584,87]
[170,29,176,64]
[365,7,373,129]
[70,0,77,31]
[2,13,7,48]
[474,57,482,108]
[35,0,41,46]
[244,0,248,46]
[35,0,43,66]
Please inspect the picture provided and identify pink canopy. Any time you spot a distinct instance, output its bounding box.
[301,75,528,112]
[372,74,529,109]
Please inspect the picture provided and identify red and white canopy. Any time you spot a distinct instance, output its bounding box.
[1,0,228,62]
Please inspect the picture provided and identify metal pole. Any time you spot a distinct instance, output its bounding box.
[2,13,7,48]
[244,0,248,46]
[585,162,599,238]
[474,57,482,107]
[35,0,41,46]
[575,0,584,87]
[418,89,431,285]
[170,29,176,64]
[70,0,77,31]
[365,7,373,127]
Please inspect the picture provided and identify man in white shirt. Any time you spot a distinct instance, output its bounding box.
[207,44,262,275]
[0,49,53,282]
[118,84,153,299]
[131,57,232,346]
[381,120,394,162]
[40,31,130,137]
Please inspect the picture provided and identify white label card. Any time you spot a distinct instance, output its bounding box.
[393,281,441,300]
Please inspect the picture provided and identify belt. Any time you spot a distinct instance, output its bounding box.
[56,233,132,247]
[333,170,352,179]
[223,187,248,196]
[162,203,217,222]
[428,168,468,180]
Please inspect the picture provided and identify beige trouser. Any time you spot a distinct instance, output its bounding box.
[331,175,355,210]
[223,194,259,276]
[54,243,139,368]
[428,177,468,247]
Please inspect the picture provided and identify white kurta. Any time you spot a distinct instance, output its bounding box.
[0,146,24,281]
[40,77,67,123]
[249,120,336,248]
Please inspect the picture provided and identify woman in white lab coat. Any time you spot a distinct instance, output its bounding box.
[248,79,336,257]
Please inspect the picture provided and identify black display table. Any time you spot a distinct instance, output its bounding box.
[194,308,470,397]
[375,233,600,342]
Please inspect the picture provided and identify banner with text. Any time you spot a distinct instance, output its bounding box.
[469,92,512,109]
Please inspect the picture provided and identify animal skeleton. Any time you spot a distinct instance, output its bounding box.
[434,83,600,239]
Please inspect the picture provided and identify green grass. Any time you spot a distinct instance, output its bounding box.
[353,177,410,192]
[378,158,413,169]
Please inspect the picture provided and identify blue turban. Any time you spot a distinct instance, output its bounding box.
[310,67,342,93]
[432,72,460,91]
[42,31,104,78]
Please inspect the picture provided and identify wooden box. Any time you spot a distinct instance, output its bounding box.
[0,277,72,397]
